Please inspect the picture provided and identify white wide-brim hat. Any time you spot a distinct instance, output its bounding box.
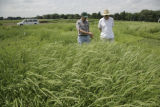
[102,10,111,16]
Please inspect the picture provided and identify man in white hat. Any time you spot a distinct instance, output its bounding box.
[98,10,114,42]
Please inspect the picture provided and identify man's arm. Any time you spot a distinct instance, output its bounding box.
[79,29,93,35]
[79,29,93,38]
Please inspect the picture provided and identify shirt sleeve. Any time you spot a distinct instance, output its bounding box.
[76,20,80,30]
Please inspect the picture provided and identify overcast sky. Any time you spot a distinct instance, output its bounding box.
[0,0,160,17]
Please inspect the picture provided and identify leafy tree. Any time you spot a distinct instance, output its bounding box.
[0,17,4,20]
[36,15,43,19]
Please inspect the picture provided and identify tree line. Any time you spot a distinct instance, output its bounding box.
[0,9,160,22]
[114,10,160,22]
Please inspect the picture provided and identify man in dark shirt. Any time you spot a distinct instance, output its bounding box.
[76,12,93,44]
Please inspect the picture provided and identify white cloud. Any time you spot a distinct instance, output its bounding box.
[0,0,159,17]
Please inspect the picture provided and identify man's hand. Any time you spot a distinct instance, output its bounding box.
[79,30,94,38]
[88,32,94,38]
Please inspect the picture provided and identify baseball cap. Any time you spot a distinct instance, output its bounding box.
[81,12,88,18]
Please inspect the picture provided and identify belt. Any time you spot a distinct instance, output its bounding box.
[79,35,88,36]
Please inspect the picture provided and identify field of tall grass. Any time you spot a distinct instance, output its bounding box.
[0,19,160,106]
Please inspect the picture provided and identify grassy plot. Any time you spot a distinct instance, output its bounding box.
[0,20,160,106]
